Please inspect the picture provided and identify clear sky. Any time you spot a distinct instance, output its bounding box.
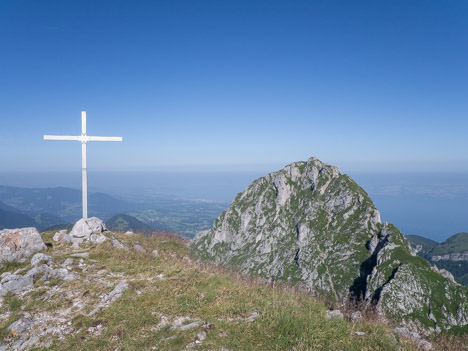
[1,0,467,173]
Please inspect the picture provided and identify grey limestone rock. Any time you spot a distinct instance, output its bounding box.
[89,233,108,244]
[178,321,200,331]
[431,251,468,262]
[326,310,344,319]
[0,273,33,296]
[0,227,46,262]
[53,217,110,248]
[61,258,74,268]
[31,253,52,268]
[25,264,78,282]
[8,313,33,335]
[394,327,432,350]
[69,217,107,239]
[193,157,381,301]
[133,244,146,254]
[53,230,68,242]
[102,281,128,304]
[111,239,128,250]
[350,311,363,322]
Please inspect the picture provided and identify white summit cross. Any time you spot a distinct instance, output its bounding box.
[44,111,123,219]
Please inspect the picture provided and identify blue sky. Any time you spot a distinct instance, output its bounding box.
[1,0,467,173]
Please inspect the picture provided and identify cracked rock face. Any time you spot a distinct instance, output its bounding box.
[69,217,107,239]
[192,157,468,332]
[0,228,47,262]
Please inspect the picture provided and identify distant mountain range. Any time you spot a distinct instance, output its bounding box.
[407,233,468,286]
[0,185,226,236]
[0,185,133,231]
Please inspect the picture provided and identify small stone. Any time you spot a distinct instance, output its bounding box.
[112,239,128,251]
[197,330,207,341]
[179,321,200,331]
[71,252,89,258]
[61,258,74,268]
[350,311,362,322]
[171,316,189,329]
[246,312,259,322]
[47,268,79,281]
[53,230,67,242]
[31,253,53,267]
[326,310,344,319]
[355,331,365,336]
[102,281,128,304]
[152,249,159,257]
[133,244,146,254]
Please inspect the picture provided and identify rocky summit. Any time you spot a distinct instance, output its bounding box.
[192,157,468,333]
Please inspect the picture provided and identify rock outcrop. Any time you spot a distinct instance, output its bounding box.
[431,251,468,262]
[192,157,468,332]
[54,217,108,247]
[0,227,47,262]
[0,240,127,350]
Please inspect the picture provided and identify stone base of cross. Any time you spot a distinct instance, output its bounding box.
[44,111,123,219]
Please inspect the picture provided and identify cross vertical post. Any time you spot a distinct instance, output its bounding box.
[44,111,123,219]
[81,111,88,219]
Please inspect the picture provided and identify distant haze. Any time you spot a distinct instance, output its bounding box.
[0,170,467,242]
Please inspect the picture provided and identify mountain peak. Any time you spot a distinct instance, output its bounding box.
[192,156,468,333]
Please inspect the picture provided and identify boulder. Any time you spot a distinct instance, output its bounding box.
[0,273,33,296]
[54,217,110,248]
[0,228,46,262]
[70,217,107,238]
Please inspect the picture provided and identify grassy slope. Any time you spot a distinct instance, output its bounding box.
[0,232,426,351]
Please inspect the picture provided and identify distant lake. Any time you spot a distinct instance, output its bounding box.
[1,171,466,242]
[351,172,468,242]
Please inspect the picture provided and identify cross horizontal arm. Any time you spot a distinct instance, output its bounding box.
[88,136,123,142]
[44,135,81,141]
